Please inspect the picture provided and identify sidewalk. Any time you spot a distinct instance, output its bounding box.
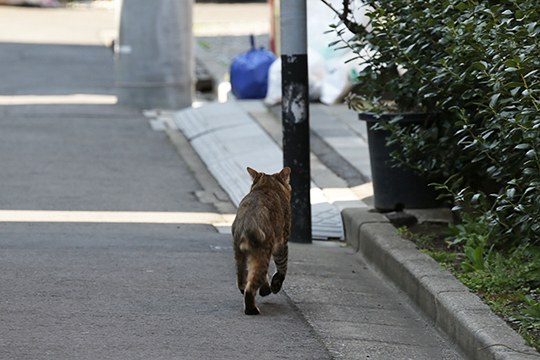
[171,100,360,240]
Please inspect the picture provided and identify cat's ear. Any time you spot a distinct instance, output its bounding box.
[247,167,259,180]
[279,167,291,183]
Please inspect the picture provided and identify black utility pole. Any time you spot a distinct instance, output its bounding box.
[280,0,312,243]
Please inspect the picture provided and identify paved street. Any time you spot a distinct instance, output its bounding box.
[0,4,466,359]
[0,4,329,359]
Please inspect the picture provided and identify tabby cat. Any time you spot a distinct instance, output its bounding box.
[232,167,292,315]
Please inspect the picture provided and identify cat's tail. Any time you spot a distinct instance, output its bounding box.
[237,224,266,252]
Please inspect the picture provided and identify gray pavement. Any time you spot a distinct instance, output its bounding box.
[0,6,329,359]
[1,223,330,360]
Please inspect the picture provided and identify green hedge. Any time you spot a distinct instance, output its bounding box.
[326,0,540,247]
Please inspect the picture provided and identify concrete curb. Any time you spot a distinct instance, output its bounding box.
[342,207,540,360]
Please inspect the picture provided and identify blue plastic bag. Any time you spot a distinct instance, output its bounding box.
[230,35,276,99]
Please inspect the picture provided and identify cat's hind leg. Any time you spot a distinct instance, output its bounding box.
[244,251,270,315]
[259,273,271,297]
[234,248,247,294]
[271,243,288,294]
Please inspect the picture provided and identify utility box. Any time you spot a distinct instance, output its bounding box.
[115,0,193,109]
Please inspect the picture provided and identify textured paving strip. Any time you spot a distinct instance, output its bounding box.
[172,101,347,240]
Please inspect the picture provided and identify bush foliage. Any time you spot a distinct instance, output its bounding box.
[324,0,540,247]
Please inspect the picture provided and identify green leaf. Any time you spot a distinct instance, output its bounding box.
[404,44,415,54]
[489,93,501,108]
[455,2,468,11]
[524,69,539,79]
[472,61,488,71]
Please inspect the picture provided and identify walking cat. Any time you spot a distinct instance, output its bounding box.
[232,167,292,315]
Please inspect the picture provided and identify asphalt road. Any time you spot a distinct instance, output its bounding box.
[0,223,330,359]
[0,5,331,359]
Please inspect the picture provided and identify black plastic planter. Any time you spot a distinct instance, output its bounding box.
[359,112,441,212]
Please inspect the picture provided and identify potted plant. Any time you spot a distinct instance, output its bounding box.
[320,0,452,211]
